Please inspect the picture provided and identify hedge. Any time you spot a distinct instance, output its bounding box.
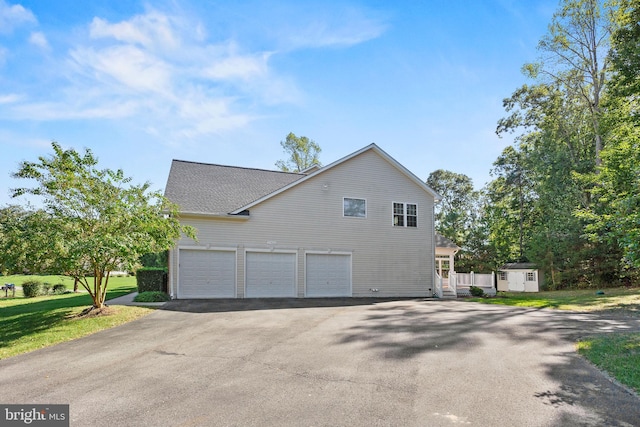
[22,280,44,298]
[136,267,167,293]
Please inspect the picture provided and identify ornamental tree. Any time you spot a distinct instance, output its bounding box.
[10,142,195,310]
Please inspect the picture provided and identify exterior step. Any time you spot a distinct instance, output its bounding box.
[440,290,457,299]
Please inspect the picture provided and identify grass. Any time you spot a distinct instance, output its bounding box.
[577,334,640,394]
[1,274,135,292]
[0,275,154,360]
[467,287,640,313]
[468,287,640,395]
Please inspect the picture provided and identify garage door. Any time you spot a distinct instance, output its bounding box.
[178,249,236,298]
[306,253,351,297]
[245,252,296,298]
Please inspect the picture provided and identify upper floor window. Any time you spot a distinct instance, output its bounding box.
[393,202,417,227]
[344,198,366,218]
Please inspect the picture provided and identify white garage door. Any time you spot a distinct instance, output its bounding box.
[246,252,296,298]
[306,253,351,297]
[178,249,236,298]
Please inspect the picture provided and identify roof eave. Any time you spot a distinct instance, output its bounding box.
[177,211,251,220]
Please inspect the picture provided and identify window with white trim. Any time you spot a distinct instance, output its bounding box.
[526,271,536,282]
[393,202,417,227]
[498,272,507,281]
[343,198,366,218]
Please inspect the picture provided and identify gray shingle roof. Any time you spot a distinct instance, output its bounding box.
[436,233,459,249]
[500,262,537,270]
[164,160,305,215]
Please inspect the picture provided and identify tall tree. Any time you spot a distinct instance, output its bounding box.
[10,142,195,311]
[578,0,640,271]
[526,0,614,167]
[275,132,322,172]
[427,170,491,272]
[426,169,477,246]
[485,146,535,264]
[490,0,628,287]
[608,0,640,97]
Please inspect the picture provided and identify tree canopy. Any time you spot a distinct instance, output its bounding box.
[452,0,640,288]
[426,169,477,246]
[275,132,322,172]
[6,142,195,309]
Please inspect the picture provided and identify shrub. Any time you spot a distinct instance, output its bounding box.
[136,267,167,293]
[52,284,67,295]
[469,286,485,297]
[134,291,170,303]
[22,280,44,298]
[42,282,52,294]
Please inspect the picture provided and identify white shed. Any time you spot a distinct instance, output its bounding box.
[497,263,543,292]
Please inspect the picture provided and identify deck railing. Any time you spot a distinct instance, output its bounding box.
[434,272,443,298]
[448,272,457,295]
[450,272,495,296]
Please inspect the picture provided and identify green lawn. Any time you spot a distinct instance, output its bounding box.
[468,287,640,394]
[0,275,154,359]
[468,287,640,313]
[577,334,640,394]
[1,274,136,292]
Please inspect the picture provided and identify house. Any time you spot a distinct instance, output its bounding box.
[164,143,441,299]
[496,263,543,292]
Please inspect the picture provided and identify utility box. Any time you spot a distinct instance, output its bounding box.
[497,263,543,292]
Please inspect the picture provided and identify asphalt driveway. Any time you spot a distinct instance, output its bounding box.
[1,299,639,426]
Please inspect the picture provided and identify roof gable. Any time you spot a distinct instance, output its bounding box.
[230,143,440,214]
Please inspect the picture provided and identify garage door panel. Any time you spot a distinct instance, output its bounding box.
[179,249,236,298]
[306,254,351,297]
[246,252,296,298]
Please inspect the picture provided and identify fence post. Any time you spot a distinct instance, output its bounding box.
[470,271,475,286]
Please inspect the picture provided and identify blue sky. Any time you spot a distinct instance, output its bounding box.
[0,0,557,206]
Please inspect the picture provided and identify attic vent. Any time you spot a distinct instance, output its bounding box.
[236,210,250,216]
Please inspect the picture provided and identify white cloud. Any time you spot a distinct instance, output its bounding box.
[28,31,48,49]
[279,5,387,49]
[0,0,36,33]
[9,99,139,120]
[70,45,172,94]
[203,52,271,81]
[1,4,383,142]
[89,11,178,50]
[0,93,22,103]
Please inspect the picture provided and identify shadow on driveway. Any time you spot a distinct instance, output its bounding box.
[330,299,640,426]
[162,297,427,313]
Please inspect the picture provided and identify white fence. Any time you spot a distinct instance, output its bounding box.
[434,272,443,298]
[451,272,496,296]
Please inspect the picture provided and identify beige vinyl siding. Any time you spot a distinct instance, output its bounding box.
[170,149,435,297]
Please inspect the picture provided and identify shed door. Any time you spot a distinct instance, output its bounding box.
[178,249,236,298]
[306,254,351,297]
[246,252,296,298]
[510,272,526,292]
